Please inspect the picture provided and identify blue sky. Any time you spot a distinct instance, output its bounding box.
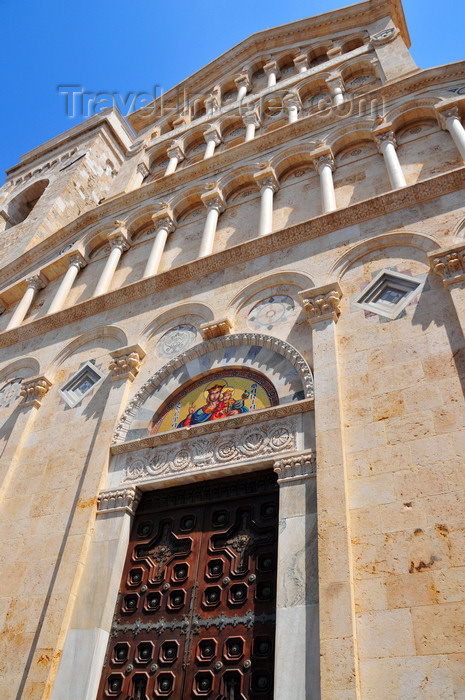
[0,0,461,181]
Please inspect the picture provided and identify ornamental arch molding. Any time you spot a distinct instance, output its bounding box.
[48,325,128,378]
[112,333,313,444]
[327,231,440,283]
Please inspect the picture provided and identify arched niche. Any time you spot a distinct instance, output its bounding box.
[113,333,313,444]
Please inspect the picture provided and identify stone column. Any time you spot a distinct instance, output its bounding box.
[283,92,301,124]
[203,127,222,159]
[164,143,184,176]
[436,103,465,161]
[327,73,345,107]
[429,243,465,333]
[205,94,219,116]
[264,60,280,87]
[48,252,87,314]
[199,189,225,257]
[293,53,309,73]
[93,225,130,297]
[254,167,279,237]
[235,71,251,101]
[243,110,261,142]
[143,210,176,279]
[48,347,146,700]
[298,283,360,700]
[6,274,46,330]
[373,128,406,189]
[273,452,320,700]
[312,147,337,213]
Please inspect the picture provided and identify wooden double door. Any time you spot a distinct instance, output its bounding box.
[98,472,278,699]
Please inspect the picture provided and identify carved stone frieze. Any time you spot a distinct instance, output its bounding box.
[120,418,299,485]
[109,344,146,382]
[428,244,465,287]
[20,375,52,408]
[273,451,316,482]
[299,283,342,324]
[97,486,141,515]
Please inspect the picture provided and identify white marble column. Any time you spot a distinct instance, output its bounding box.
[6,274,46,330]
[164,143,184,176]
[254,168,279,237]
[373,129,406,189]
[312,148,337,213]
[203,128,222,159]
[264,60,280,87]
[199,189,225,257]
[327,73,345,107]
[283,92,301,124]
[48,253,87,314]
[299,283,360,700]
[93,226,130,297]
[243,110,261,142]
[235,71,251,101]
[436,103,465,161]
[293,53,309,73]
[273,453,320,700]
[143,210,176,278]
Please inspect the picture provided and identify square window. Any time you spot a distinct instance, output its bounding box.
[353,269,423,320]
[59,361,104,408]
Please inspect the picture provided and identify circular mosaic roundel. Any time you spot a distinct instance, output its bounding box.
[156,324,198,359]
[0,377,22,409]
[247,296,295,331]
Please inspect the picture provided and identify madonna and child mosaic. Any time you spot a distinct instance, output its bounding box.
[149,368,279,435]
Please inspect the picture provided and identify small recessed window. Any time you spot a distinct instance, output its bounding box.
[60,361,104,407]
[353,270,423,320]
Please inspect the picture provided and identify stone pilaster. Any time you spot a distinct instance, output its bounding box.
[299,283,360,700]
[273,450,319,700]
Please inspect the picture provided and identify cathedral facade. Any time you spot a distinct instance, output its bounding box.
[1,0,465,697]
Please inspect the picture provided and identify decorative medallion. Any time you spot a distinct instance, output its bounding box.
[0,377,22,409]
[247,295,295,331]
[156,324,198,359]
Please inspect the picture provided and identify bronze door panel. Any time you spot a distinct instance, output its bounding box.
[98,472,278,699]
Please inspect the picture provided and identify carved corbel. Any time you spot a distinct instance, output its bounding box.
[428,244,465,288]
[273,451,316,483]
[200,318,233,340]
[20,375,52,408]
[109,344,146,382]
[97,486,141,516]
[299,283,342,324]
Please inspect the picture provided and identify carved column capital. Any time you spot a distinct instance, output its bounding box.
[234,72,251,92]
[254,167,279,193]
[428,244,465,288]
[263,60,280,80]
[167,142,185,162]
[108,228,131,252]
[242,110,261,128]
[109,344,146,382]
[200,318,232,339]
[373,128,397,153]
[313,151,335,173]
[201,188,225,213]
[293,53,308,72]
[203,128,222,146]
[299,283,342,324]
[68,252,87,270]
[205,94,219,114]
[273,451,316,483]
[152,209,176,234]
[283,91,302,111]
[20,375,52,408]
[435,101,462,130]
[97,486,142,516]
[26,274,47,292]
[326,72,344,93]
